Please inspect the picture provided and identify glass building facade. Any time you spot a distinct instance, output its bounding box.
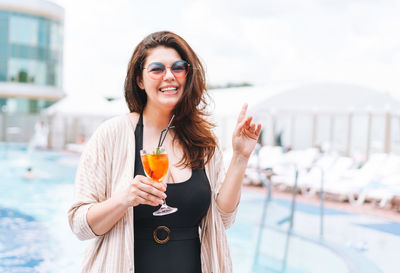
[0,2,64,113]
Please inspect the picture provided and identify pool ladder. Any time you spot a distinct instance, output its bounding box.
[251,161,325,273]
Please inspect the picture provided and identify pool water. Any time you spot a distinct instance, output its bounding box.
[0,143,394,273]
[0,144,83,272]
[228,194,384,273]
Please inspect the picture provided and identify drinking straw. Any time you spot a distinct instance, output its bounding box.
[157,115,175,148]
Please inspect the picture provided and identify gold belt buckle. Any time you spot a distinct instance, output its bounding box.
[153,226,170,244]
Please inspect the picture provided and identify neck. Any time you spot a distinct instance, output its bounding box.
[142,104,174,131]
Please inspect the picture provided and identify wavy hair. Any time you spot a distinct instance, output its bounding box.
[124,31,217,169]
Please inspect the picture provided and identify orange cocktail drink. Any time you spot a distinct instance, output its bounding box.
[140,147,178,216]
[141,153,169,183]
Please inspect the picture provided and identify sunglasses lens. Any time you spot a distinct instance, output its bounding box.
[147,62,165,76]
[145,61,189,79]
[171,61,188,77]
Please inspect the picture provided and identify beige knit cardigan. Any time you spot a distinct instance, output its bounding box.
[68,113,238,273]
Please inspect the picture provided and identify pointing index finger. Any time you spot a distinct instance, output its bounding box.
[237,103,248,123]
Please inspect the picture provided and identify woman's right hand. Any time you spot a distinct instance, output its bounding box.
[118,175,167,208]
[85,175,166,236]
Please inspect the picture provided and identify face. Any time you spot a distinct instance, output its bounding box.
[137,46,187,112]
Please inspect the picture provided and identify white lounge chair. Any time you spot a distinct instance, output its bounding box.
[270,148,320,189]
[297,152,340,196]
[323,153,388,204]
[356,154,400,207]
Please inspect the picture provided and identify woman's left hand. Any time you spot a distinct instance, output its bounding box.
[232,104,262,159]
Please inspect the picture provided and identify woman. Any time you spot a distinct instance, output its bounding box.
[68,31,261,273]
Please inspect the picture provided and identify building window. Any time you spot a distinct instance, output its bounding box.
[47,62,60,86]
[9,15,39,46]
[50,22,62,50]
[8,58,46,85]
[29,99,39,113]
[6,98,18,113]
[0,57,6,81]
[38,19,49,47]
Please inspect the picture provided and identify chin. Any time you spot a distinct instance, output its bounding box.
[159,100,179,111]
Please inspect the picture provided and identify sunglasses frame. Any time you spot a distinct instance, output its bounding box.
[143,60,190,80]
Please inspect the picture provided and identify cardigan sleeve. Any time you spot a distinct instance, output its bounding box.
[212,146,239,229]
[68,124,109,241]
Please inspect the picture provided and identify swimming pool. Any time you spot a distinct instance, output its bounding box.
[229,194,384,273]
[0,143,396,273]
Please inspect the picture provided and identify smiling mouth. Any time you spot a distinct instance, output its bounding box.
[159,87,178,93]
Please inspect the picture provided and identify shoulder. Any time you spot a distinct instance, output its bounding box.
[95,113,139,138]
[98,114,131,132]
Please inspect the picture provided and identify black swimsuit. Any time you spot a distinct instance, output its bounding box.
[133,114,211,273]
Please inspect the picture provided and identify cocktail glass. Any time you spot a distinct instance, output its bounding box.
[140,147,178,216]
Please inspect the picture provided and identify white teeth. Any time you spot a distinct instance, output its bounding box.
[160,87,177,92]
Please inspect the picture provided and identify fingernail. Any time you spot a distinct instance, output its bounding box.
[163,194,167,198]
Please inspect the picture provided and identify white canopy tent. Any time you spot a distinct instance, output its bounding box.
[252,82,400,114]
[43,93,125,149]
[208,84,296,150]
[44,93,120,118]
[250,83,400,155]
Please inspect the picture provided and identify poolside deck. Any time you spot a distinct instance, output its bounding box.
[238,185,400,273]
[244,185,400,223]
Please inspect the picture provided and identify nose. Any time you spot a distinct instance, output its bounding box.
[163,67,175,81]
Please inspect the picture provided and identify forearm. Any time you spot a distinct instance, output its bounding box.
[86,195,129,236]
[216,153,249,213]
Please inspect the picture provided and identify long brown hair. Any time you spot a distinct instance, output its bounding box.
[124,31,217,169]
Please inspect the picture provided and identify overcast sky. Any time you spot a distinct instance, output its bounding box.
[53,0,400,99]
